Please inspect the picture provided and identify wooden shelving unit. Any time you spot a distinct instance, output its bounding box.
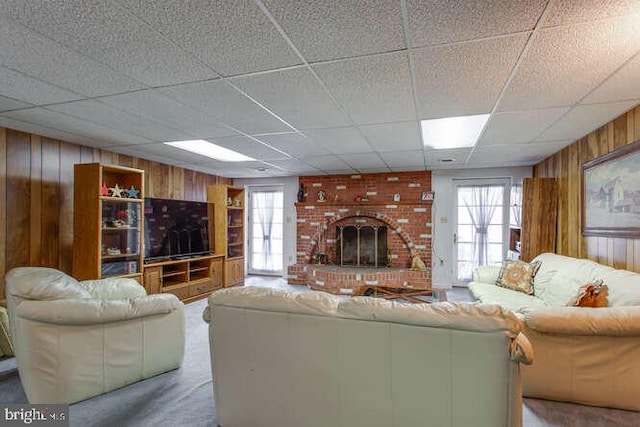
[143,255,224,303]
[207,184,245,287]
[73,163,144,282]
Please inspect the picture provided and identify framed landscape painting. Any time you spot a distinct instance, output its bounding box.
[582,139,640,237]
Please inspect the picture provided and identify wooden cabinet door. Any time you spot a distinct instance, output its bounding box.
[212,258,224,289]
[143,265,162,294]
[225,258,244,287]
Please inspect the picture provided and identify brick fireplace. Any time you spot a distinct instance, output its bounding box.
[288,171,432,294]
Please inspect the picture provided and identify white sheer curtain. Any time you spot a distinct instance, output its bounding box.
[510,184,522,227]
[462,185,502,274]
[254,191,276,271]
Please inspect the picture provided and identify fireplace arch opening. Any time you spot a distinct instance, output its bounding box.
[336,225,388,267]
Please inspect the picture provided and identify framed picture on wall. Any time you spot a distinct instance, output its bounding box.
[582,139,640,237]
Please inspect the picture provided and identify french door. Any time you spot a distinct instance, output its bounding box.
[453,179,510,284]
[247,186,284,276]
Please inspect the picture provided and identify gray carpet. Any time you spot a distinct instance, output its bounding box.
[0,280,639,426]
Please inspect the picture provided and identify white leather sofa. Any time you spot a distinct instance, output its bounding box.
[469,252,640,411]
[204,286,533,427]
[5,267,186,404]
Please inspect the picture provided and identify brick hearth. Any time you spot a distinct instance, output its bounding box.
[288,171,432,292]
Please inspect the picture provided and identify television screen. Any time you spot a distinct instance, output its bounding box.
[144,197,213,261]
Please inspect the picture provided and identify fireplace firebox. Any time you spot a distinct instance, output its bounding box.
[336,225,388,267]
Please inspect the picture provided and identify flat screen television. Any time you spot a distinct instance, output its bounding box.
[144,197,214,261]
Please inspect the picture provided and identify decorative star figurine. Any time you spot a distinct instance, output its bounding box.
[127,185,139,199]
[101,182,109,196]
[109,184,124,198]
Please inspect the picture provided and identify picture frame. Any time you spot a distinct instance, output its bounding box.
[421,190,434,202]
[582,139,640,237]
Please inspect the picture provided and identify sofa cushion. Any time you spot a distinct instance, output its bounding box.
[5,267,91,300]
[496,260,541,295]
[468,281,547,314]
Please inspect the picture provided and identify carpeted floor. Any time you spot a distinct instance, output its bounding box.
[0,276,639,426]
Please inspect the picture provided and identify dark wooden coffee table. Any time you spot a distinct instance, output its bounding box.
[353,285,447,304]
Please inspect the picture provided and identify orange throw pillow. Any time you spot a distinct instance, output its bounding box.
[566,280,609,307]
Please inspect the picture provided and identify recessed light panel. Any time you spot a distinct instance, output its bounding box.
[421,114,490,149]
[164,139,255,162]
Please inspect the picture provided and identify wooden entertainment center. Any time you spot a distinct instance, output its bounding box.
[143,255,224,303]
[73,163,231,302]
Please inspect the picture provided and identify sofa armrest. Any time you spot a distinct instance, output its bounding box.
[522,306,640,336]
[510,332,533,365]
[472,265,501,284]
[79,278,147,299]
[15,294,182,325]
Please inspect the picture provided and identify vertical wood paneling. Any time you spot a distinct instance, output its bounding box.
[6,130,31,270]
[0,126,231,297]
[58,142,80,273]
[0,128,6,288]
[29,135,42,265]
[41,138,60,268]
[534,105,640,272]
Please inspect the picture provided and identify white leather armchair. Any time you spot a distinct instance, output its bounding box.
[5,267,185,404]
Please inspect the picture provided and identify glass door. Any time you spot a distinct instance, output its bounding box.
[453,179,510,284]
[248,186,284,275]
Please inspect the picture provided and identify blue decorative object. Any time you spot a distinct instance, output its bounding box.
[127,185,140,199]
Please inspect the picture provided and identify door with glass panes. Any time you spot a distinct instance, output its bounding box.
[248,186,284,275]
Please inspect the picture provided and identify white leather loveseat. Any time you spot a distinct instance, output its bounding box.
[5,267,186,404]
[204,286,533,427]
[469,252,640,411]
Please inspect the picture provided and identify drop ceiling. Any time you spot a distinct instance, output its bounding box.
[1,0,639,178]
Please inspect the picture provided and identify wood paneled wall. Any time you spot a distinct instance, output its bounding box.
[534,105,640,272]
[0,127,231,296]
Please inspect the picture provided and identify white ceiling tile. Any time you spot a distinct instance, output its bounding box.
[359,122,422,151]
[211,135,292,161]
[256,133,332,157]
[407,0,546,47]
[413,35,529,119]
[304,127,372,154]
[1,108,152,145]
[47,100,191,142]
[99,89,237,138]
[469,141,573,164]
[301,155,351,171]
[477,107,570,146]
[379,150,425,167]
[0,96,31,112]
[262,159,322,174]
[116,0,300,76]
[0,116,112,148]
[0,17,145,97]
[162,80,294,134]
[112,145,187,166]
[4,0,216,87]
[423,148,472,166]
[338,152,387,170]
[118,142,218,164]
[537,100,639,142]
[583,53,640,104]
[314,51,415,124]
[230,68,350,130]
[498,18,640,111]
[262,0,404,62]
[0,66,82,104]
[390,165,426,172]
[541,0,640,27]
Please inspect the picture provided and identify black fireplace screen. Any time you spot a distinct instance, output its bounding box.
[335,225,388,267]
